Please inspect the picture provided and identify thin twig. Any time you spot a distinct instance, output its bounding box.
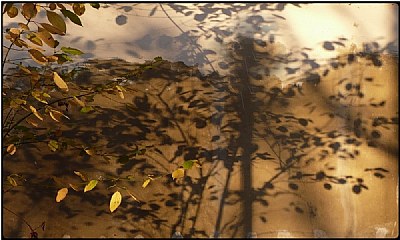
[159,4,216,73]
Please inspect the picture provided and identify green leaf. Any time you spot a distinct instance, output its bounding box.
[26,33,43,46]
[183,160,197,170]
[84,180,98,192]
[80,106,94,113]
[46,10,66,34]
[60,9,82,26]
[48,140,59,152]
[54,53,72,64]
[90,3,100,9]
[61,47,84,55]
[109,191,122,212]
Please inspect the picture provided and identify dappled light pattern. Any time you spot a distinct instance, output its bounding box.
[3,3,398,238]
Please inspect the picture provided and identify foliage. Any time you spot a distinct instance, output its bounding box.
[2,3,200,219]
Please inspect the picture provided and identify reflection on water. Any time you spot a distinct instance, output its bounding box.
[2,3,398,238]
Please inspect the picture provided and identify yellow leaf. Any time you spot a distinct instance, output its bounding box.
[28,49,47,65]
[116,85,125,99]
[48,140,59,152]
[29,105,43,121]
[32,91,48,104]
[53,72,68,92]
[74,171,88,181]
[73,96,85,107]
[15,39,29,48]
[27,33,43,46]
[9,28,20,35]
[7,144,16,155]
[126,190,140,202]
[72,3,86,16]
[36,27,56,48]
[84,148,94,156]
[84,180,98,192]
[26,118,39,127]
[49,109,69,122]
[47,55,58,62]
[109,191,122,213]
[7,6,18,18]
[18,22,30,30]
[172,168,185,180]
[56,188,68,202]
[40,22,65,35]
[142,179,151,188]
[69,183,80,191]
[7,176,18,187]
[19,65,31,74]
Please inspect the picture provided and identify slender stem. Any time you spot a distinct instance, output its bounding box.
[2,19,31,70]
[3,91,97,138]
[3,206,34,232]
[159,3,216,72]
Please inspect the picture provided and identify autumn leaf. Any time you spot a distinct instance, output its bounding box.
[26,118,39,127]
[48,140,59,152]
[22,3,37,19]
[73,96,85,107]
[125,189,140,202]
[116,85,125,99]
[74,171,88,181]
[7,6,18,18]
[29,105,43,121]
[172,168,185,180]
[69,183,80,191]
[84,148,94,156]
[109,191,122,213]
[72,3,85,16]
[7,144,16,155]
[49,109,70,122]
[142,179,151,188]
[28,49,48,65]
[53,72,69,91]
[84,180,98,192]
[7,176,18,187]
[36,27,57,48]
[27,33,43,46]
[40,22,64,35]
[56,188,68,202]
[46,10,66,34]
